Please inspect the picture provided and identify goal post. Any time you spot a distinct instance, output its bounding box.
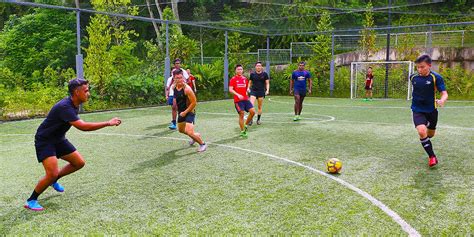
[350,61,415,100]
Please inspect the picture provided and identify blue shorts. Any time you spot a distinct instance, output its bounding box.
[178,112,195,124]
[234,100,254,113]
[294,89,307,97]
[250,90,265,98]
[35,139,77,163]
[413,110,438,130]
[167,96,174,105]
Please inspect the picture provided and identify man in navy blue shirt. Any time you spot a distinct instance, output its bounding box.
[411,55,448,167]
[25,78,122,211]
[290,62,312,121]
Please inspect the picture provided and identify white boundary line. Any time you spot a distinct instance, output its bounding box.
[199,112,336,123]
[268,98,474,109]
[0,132,420,236]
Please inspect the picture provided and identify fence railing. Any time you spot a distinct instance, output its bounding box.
[192,30,473,65]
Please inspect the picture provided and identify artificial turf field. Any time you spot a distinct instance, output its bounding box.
[1,96,473,235]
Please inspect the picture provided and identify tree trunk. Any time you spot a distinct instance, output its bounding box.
[145,0,162,48]
[154,0,164,28]
[171,0,182,34]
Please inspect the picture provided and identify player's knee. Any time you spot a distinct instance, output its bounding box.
[75,158,86,169]
[46,170,59,181]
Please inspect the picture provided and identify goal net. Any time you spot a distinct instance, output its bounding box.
[350,61,414,100]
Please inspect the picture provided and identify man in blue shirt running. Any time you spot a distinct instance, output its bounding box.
[290,61,312,121]
[410,55,448,167]
[24,78,122,211]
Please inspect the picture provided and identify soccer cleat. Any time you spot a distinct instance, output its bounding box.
[51,182,64,192]
[429,156,438,167]
[240,131,248,138]
[293,116,298,121]
[24,200,44,211]
[168,123,177,130]
[296,115,301,121]
[256,120,261,125]
[198,143,207,152]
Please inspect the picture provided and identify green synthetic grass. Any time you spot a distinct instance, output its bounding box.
[1,96,473,235]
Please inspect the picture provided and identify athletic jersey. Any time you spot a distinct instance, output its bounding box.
[187,75,195,90]
[365,74,373,87]
[166,76,174,96]
[410,71,446,113]
[35,97,80,143]
[291,70,311,90]
[229,75,249,103]
[249,71,269,92]
[174,86,190,113]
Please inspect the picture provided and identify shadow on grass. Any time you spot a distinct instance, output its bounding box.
[413,163,446,202]
[128,147,194,173]
[0,193,62,235]
[211,135,244,144]
[145,123,171,131]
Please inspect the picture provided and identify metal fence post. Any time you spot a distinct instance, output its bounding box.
[164,21,170,89]
[330,32,335,97]
[224,31,229,94]
[266,36,270,77]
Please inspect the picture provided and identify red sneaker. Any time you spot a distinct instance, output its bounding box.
[429,156,438,167]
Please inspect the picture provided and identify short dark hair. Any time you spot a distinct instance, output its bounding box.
[299,61,306,65]
[255,61,262,66]
[415,55,432,64]
[174,58,181,64]
[368,66,372,69]
[172,68,183,76]
[68,78,89,95]
[235,64,243,70]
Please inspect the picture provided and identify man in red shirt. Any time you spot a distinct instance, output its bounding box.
[186,69,197,93]
[364,67,374,101]
[229,64,255,137]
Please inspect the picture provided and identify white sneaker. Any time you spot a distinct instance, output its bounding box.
[198,143,207,152]
[189,139,196,146]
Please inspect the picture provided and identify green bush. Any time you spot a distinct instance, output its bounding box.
[2,83,66,119]
[439,65,474,100]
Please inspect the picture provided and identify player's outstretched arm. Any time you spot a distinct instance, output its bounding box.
[70,117,121,131]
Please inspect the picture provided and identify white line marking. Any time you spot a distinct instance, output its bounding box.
[199,112,336,123]
[268,98,474,109]
[0,132,418,236]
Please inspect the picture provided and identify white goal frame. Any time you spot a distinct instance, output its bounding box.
[350,61,415,100]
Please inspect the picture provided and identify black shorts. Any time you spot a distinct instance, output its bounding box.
[178,112,195,124]
[234,100,254,113]
[35,139,77,163]
[413,110,438,130]
[250,90,265,98]
[365,86,372,90]
[294,89,307,97]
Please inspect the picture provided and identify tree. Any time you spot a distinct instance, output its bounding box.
[309,10,333,95]
[84,0,142,97]
[359,1,377,61]
[0,8,76,86]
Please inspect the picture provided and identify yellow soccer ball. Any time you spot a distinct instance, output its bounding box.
[326,158,342,174]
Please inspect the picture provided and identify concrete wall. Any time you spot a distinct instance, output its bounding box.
[335,47,474,71]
